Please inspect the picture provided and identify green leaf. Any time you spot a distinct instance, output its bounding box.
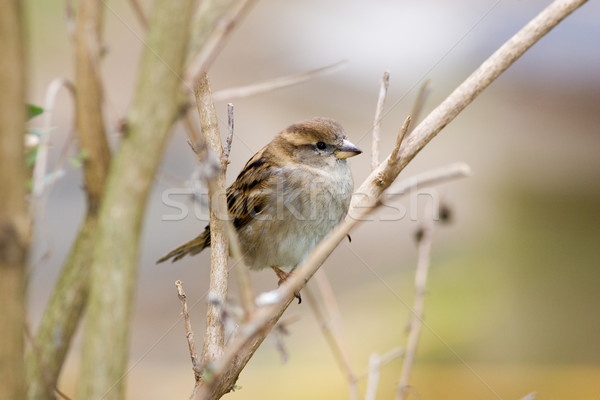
[69,149,89,168]
[27,104,44,120]
[26,147,38,167]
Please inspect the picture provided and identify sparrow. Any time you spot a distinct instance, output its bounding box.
[157,117,362,295]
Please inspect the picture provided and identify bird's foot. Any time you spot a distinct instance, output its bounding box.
[272,266,302,304]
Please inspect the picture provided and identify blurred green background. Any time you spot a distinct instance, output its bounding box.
[27,0,599,399]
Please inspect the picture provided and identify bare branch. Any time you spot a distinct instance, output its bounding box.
[387,116,411,168]
[194,74,229,363]
[223,103,234,162]
[305,273,359,400]
[193,75,256,327]
[185,0,256,86]
[358,347,404,380]
[371,71,390,170]
[0,2,29,398]
[407,79,430,135]
[77,0,196,398]
[364,353,381,400]
[176,281,202,383]
[212,60,347,102]
[396,199,435,400]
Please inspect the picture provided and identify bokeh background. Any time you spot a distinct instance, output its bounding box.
[27,0,599,399]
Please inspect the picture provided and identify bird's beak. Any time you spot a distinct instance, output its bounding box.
[335,139,362,159]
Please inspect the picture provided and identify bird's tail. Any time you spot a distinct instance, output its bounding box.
[156,228,210,263]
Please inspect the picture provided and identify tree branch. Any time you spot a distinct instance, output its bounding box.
[211,61,347,102]
[396,199,435,399]
[0,1,29,399]
[305,272,359,400]
[27,1,112,395]
[194,74,230,364]
[176,281,202,386]
[77,0,196,398]
[371,71,389,170]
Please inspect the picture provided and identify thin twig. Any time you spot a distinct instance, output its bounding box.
[407,80,430,135]
[128,0,148,29]
[396,199,435,400]
[371,71,390,170]
[176,281,202,382]
[220,103,255,315]
[364,353,381,400]
[185,0,256,86]
[211,60,347,102]
[388,116,411,166]
[193,74,256,358]
[357,347,404,380]
[193,75,229,364]
[183,110,203,147]
[223,103,234,163]
[225,218,255,317]
[304,276,359,400]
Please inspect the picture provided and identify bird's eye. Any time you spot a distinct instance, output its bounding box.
[316,141,327,150]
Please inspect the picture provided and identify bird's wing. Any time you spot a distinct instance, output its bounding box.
[227,149,279,230]
[156,148,280,264]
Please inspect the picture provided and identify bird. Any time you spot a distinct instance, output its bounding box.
[157,117,362,298]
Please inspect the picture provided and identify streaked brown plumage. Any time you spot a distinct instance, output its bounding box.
[157,117,361,278]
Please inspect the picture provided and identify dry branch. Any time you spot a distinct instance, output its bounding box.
[194,74,230,364]
[193,2,586,397]
[212,61,347,102]
[305,274,359,400]
[0,1,29,399]
[77,0,196,398]
[176,281,202,384]
[371,71,390,170]
[407,80,430,135]
[396,199,435,400]
[27,3,111,395]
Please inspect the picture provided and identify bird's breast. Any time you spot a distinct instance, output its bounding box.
[238,163,353,271]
